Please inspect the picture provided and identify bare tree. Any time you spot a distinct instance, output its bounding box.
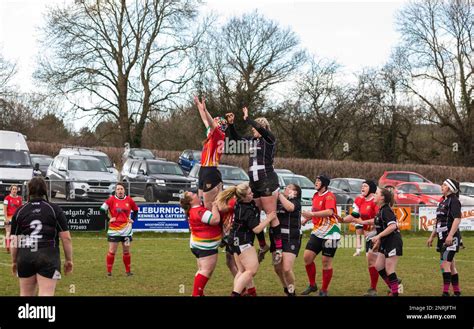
[0,53,17,98]
[36,0,203,146]
[395,0,474,165]
[202,10,306,117]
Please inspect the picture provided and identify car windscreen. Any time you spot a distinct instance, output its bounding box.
[419,185,442,194]
[0,149,32,167]
[93,155,112,167]
[132,149,155,159]
[192,151,202,161]
[148,163,185,176]
[31,156,53,166]
[220,167,249,180]
[348,180,363,192]
[283,176,314,189]
[68,159,108,172]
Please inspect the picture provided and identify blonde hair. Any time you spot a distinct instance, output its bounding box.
[255,117,270,131]
[179,193,194,217]
[216,183,250,208]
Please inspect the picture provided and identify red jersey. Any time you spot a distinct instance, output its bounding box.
[311,190,340,239]
[201,128,225,167]
[188,205,222,250]
[352,195,378,231]
[3,195,22,218]
[101,195,138,236]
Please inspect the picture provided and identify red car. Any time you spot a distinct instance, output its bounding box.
[394,182,442,207]
[378,171,432,190]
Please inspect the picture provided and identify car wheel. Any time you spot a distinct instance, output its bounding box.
[145,186,157,202]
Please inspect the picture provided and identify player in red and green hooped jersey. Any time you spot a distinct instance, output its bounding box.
[100,183,138,277]
[194,96,228,211]
[301,175,340,296]
[180,191,222,296]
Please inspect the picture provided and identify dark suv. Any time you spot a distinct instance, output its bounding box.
[121,159,197,202]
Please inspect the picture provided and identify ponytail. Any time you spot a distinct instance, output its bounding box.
[216,186,238,211]
[179,193,193,218]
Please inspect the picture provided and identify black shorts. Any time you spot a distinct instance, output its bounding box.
[305,235,339,258]
[355,224,364,230]
[270,236,302,256]
[191,248,218,258]
[379,234,403,258]
[198,166,222,192]
[17,247,61,279]
[437,236,460,262]
[249,171,279,198]
[107,235,133,243]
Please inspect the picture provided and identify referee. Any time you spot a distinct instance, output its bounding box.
[10,177,73,296]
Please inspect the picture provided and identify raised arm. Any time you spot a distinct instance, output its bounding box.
[194,96,216,131]
[243,107,275,143]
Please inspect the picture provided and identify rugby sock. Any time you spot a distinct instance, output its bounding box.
[321,268,333,292]
[106,252,115,273]
[388,273,399,297]
[378,268,390,288]
[192,273,209,297]
[247,287,257,296]
[442,272,452,294]
[451,273,461,295]
[123,252,131,273]
[272,224,283,249]
[305,262,316,287]
[369,266,379,290]
[256,232,267,248]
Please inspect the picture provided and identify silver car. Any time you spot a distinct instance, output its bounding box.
[46,155,116,201]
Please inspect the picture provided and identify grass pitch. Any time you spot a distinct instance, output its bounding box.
[1,231,473,296]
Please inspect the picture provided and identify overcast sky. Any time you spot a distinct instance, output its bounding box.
[0,0,408,128]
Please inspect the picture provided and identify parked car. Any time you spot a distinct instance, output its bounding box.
[275,172,315,207]
[30,154,54,177]
[328,178,365,211]
[121,158,196,202]
[59,147,119,180]
[122,147,156,163]
[0,130,32,199]
[329,178,365,197]
[460,182,474,198]
[274,168,294,174]
[188,164,249,190]
[379,171,432,190]
[394,182,442,207]
[178,149,202,173]
[46,155,116,201]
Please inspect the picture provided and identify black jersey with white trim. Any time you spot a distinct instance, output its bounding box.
[374,204,400,239]
[227,118,276,182]
[276,198,302,239]
[435,194,462,241]
[11,198,69,249]
[229,200,261,245]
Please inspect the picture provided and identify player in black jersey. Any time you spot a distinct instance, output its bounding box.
[10,177,73,296]
[226,108,282,265]
[221,183,276,296]
[271,184,302,296]
[427,178,462,296]
[370,188,403,297]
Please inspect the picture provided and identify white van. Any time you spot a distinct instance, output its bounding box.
[0,130,33,200]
